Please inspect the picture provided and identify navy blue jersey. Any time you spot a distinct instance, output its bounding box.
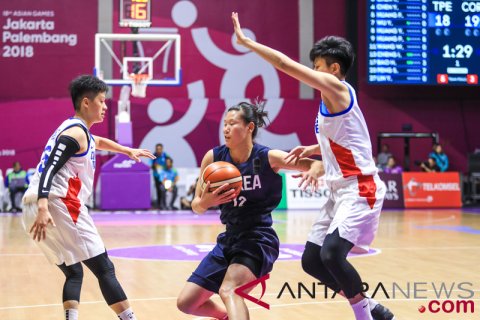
[213,143,283,229]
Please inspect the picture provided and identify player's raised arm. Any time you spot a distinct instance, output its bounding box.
[284,144,321,165]
[231,12,349,111]
[93,135,155,162]
[268,149,324,191]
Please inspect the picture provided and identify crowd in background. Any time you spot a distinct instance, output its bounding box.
[376,143,449,174]
[0,141,467,212]
[151,143,196,211]
[0,143,199,213]
[1,161,30,212]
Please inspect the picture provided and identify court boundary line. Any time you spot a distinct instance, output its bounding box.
[3,245,480,259]
[2,295,480,311]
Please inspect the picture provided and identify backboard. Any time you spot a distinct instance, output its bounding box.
[94,33,181,87]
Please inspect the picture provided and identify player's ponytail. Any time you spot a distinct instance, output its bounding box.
[228,100,269,139]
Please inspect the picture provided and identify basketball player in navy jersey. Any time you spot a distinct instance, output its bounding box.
[22,75,154,320]
[232,12,395,320]
[176,101,324,320]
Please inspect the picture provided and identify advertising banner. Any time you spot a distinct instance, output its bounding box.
[0,1,97,99]
[283,172,330,209]
[402,172,462,208]
[379,173,404,208]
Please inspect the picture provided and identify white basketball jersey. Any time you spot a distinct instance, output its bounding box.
[315,81,378,184]
[25,118,96,204]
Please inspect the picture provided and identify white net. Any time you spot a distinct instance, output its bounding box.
[130,74,149,98]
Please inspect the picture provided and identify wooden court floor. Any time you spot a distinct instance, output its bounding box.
[1,208,479,319]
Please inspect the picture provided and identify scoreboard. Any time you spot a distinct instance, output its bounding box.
[367,0,480,85]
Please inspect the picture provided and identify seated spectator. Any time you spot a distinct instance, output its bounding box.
[152,143,170,209]
[372,156,381,171]
[377,144,392,170]
[5,161,28,212]
[152,143,169,170]
[158,157,179,210]
[420,157,440,172]
[180,178,198,210]
[429,143,449,172]
[383,156,403,174]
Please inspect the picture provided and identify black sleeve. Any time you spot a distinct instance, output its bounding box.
[38,135,81,199]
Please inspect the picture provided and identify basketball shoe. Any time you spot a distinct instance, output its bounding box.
[371,303,395,320]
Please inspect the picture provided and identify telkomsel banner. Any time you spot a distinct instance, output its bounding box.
[402,172,462,208]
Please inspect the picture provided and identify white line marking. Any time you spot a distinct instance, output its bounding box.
[0,253,44,257]
[2,293,479,311]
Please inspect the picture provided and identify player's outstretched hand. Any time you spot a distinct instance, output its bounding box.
[292,161,324,191]
[232,12,248,46]
[200,181,238,208]
[285,146,312,165]
[292,172,319,192]
[30,199,56,242]
[128,148,156,162]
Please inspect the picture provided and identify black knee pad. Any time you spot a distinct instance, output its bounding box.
[301,241,321,276]
[58,263,83,302]
[320,230,352,268]
[59,262,84,279]
[84,251,115,276]
[321,229,362,298]
[301,241,341,292]
[83,252,127,305]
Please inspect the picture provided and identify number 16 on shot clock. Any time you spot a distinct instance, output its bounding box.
[119,0,152,28]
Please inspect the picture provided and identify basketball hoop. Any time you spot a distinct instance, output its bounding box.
[129,73,150,98]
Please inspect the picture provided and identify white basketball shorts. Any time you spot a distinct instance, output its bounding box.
[307,175,386,253]
[22,197,105,266]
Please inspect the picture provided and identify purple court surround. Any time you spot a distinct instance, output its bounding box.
[92,211,222,226]
[108,244,380,261]
[92,212,381,261]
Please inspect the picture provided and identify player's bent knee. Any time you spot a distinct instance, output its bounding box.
[321,230,354,269]
[218,284,236,302]
[177,296,195,314]
[84,252,116,278]
[58,262,84,279]
[320,246,341,268]
[176,291,206,315]
[83,252,128,305]
[58,263,84,302]
[320,238,347,269]
[301,241,321,276]
[176,297,187,313]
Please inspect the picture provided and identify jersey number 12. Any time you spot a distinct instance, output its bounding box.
[232,196,247,207]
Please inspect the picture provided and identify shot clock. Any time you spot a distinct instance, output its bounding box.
[367,0,479,85]
[119,0,152,28]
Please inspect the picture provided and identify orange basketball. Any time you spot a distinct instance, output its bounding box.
[201,161,242,192]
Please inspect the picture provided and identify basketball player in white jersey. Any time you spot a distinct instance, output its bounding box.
[22,75,154,320]
[232,13,394,320]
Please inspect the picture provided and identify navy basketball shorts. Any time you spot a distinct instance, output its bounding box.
[187,226,279,293]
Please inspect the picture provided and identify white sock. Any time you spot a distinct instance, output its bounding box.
[368,297,379,311]
[117,307,137,320]
[351,298,373,320]
[65,309,78,320]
